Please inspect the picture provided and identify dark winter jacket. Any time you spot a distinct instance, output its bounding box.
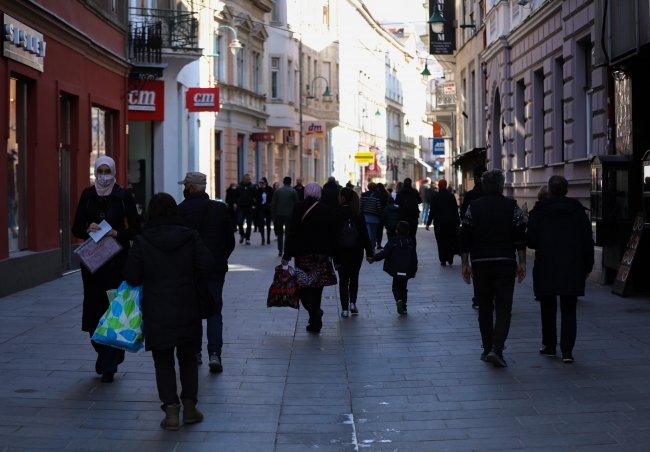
[380,205,401,230]
[420,183,432,204]
[123,216,215,351]
[256,186,273,210]
[460,182,486,221]
[321,181,340,210]
[234,182,256,208]
[373,235,418,279]
[526,196,595,297]
[72,184,142,332]
[271,184,299,217]
[332,205,374,265]
[178,191,235,275]
[360,190,383,222]
[395,186,422,219]
[294,184,305,202]
[283,198,337,261]
[225,187,237,210]
[427,189,460,227]
[460,192,527,268]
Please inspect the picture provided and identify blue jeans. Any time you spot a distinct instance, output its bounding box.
[366,222,378,250]
[197,273,225,356]
[421,203,430,224]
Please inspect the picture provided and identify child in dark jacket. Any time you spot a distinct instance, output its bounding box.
[370,221,418,315]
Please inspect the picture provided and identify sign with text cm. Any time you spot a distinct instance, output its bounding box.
[186,88,220,112]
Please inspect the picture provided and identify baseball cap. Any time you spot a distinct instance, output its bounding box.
[178,172,207,185]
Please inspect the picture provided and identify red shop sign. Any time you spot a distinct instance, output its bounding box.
[128,80,165,121]
[186,87,220,112]
[251,133,275,142]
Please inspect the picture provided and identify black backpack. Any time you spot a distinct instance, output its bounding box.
[401,193,419,214]
[339,216,360,248]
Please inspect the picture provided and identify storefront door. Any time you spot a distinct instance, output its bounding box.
[128,120,153,224]
[7,78,28,252]
[59,95,78,273]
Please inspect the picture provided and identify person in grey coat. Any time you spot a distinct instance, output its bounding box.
[271,177,299,257]
[526,175,595,364]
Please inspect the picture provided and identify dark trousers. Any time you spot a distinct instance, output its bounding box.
[539,295,578,353]
[376,221,385,247]
[386,229,396,242]
[228,208,237,232]
[258,207,272,241]
[337,248,364,309]
[434,223,457,264]
[274,215,291,254]
[392,278,408,307]
[300,286,324,326]
[237,207,254,239]
[196,273,225,356]
[405,216,418,246]
[151,342,198,409]
[472,266,516,350]
[90,332,125,374]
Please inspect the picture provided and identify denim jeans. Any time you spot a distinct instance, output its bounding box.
[196,273,225,356]
[237,207,254,240]
[366,222,379,250]
[421,203,430,225]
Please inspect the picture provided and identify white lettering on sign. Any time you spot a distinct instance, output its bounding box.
[3,15,46,71]
[128,90,157,111]
[193,92,215,107]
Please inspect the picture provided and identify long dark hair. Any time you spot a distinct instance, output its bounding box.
[339,187,360,217]
[146,192,178,222]
[376,183,389,202]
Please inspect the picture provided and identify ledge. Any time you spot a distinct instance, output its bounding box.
[568,157,591,163]
[509,167,528,172]
[547,161,565,167]
[528,165,546,170]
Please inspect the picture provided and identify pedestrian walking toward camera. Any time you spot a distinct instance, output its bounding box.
[321,176,341,210]
[72,156,141,383]
[282,182,338,333]
[256,177,273,245]
[395,178,422,246]
[234,174,256,245]
[178,172,235,372]
[333,187,374,317]
[124,193,215,431]
[294,177,305,202]
[426,179,460,265]
[360,182,383,251]
[420,177,432,225]
[225,183,238,232]
[527,176,595,363]
[460,169,527,368]
[370,221,418,315]
[271,177,299,257]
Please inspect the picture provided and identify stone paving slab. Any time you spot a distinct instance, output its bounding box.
[1,225,650,451]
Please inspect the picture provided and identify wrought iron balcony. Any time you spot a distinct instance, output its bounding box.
[435,85,457,108]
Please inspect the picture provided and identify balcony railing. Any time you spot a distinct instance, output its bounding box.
[128,7,199,62]
[436,85,457,107]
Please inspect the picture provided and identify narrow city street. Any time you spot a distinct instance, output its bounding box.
[1,227,650,452]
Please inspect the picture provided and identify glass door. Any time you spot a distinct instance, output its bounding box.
[7,78,28,252]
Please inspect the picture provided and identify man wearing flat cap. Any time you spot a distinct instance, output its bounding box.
[177,172,235,373]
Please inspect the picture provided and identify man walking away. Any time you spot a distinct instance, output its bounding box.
[460,169,527,368]
[234,174,256,245]
[461,166,488,309]
[426,179,460,265]
[526,175,594,363]
[360,182,383,250]
[294,177,305,202]
[271,177,299,257]
[380,197,400,243]
[420,177,432,225]
[178,172,235,372]
[395,178,422,246]
[321,176,340,210]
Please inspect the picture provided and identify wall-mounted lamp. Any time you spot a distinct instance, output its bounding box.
[428,6,446,34]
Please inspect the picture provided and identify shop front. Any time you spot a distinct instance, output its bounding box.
[1,3,129,297]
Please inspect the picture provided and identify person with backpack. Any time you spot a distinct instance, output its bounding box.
[395,178,422,245]
[359,182,383,250]
[369,221,418,315]
[380,197,401,244]
[333,187,374,317]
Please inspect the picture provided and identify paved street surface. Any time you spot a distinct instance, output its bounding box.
[2,226,650,451]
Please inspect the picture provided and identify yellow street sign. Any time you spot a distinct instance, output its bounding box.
[354,152,375,163]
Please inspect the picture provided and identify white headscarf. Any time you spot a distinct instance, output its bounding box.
[94,156,116,196]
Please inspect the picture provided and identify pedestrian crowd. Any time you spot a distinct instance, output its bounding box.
[71,157,594,431]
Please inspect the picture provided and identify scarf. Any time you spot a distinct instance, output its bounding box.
[94,156,116,197]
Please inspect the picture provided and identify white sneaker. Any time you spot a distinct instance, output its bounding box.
[341,310,349,317]
[350,303,358,314]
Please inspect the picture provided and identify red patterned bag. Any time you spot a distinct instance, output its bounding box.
[267,265,300,309]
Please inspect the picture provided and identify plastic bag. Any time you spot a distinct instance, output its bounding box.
[92,281,145,353]
[267,265,300,309]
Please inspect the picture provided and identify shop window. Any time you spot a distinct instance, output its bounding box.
[90,106,114,185]
[7,78,28,252]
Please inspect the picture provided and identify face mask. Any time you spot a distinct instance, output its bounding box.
[96,174,115,187]
[183,188,192,199]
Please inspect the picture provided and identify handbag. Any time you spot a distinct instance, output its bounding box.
[195,201,218,319]
[267,265,300,309]
[92,281,144,353]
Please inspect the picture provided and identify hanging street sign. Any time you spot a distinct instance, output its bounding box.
[354,152,375,164]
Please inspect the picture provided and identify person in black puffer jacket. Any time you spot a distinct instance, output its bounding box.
[124,192,215,431]
[371,221,418,315]
[395,178,422,246]
[332,187,374,317]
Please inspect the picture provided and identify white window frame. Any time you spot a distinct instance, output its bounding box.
[288,59,294,102]
[271,57,281,100]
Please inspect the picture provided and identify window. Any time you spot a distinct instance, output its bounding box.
[512,2,520,21]
[252,52,261,94]
[323,62,331,95]
[585,42,593,156]
[91,106,114,185]
[554,58,565,163]
[237,45,246,88]
[307,56,311,96]
[515,79,526,167]
[288,59,293,102]
[533,69,544,166]
[271,0,280,22]
[271,57,280,100]
[214,34,224,82]
[8,78,28,252]
[470,70,476,148]
[323,4,329,27]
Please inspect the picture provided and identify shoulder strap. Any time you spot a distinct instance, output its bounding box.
[199,201,212,235]
[301,201,319,221]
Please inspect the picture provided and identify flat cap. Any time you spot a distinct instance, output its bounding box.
[178,172,207,185]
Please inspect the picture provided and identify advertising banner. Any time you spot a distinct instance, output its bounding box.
[303,121,326,137]
[186,87,220,112]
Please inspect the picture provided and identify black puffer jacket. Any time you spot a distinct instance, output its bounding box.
[373,235,418,279]
[178,192,235,274]
[123,216,215,351]
[235,182,256,208]
[527,196,595,297]
[321,181,340,210]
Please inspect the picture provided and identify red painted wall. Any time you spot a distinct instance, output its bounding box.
[0,5,128,261]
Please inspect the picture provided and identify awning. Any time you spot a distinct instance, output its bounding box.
[415,156,433,172]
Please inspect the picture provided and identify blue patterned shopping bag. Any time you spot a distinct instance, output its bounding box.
[92,281,144,353]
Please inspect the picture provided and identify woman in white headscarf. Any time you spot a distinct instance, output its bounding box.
[72,156,141,383]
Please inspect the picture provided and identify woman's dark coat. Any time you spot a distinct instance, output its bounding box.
[282,198,338,261]
[427,189,460,227]
[331,204,374,265]
[526,196,595,297]
[123,216,215,351]
[72,184,141,332]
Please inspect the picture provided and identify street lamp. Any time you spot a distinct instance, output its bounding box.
[306,76,332,100]
[205,26,243,57]
[375,108,381,116]
[428,6,446,34]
